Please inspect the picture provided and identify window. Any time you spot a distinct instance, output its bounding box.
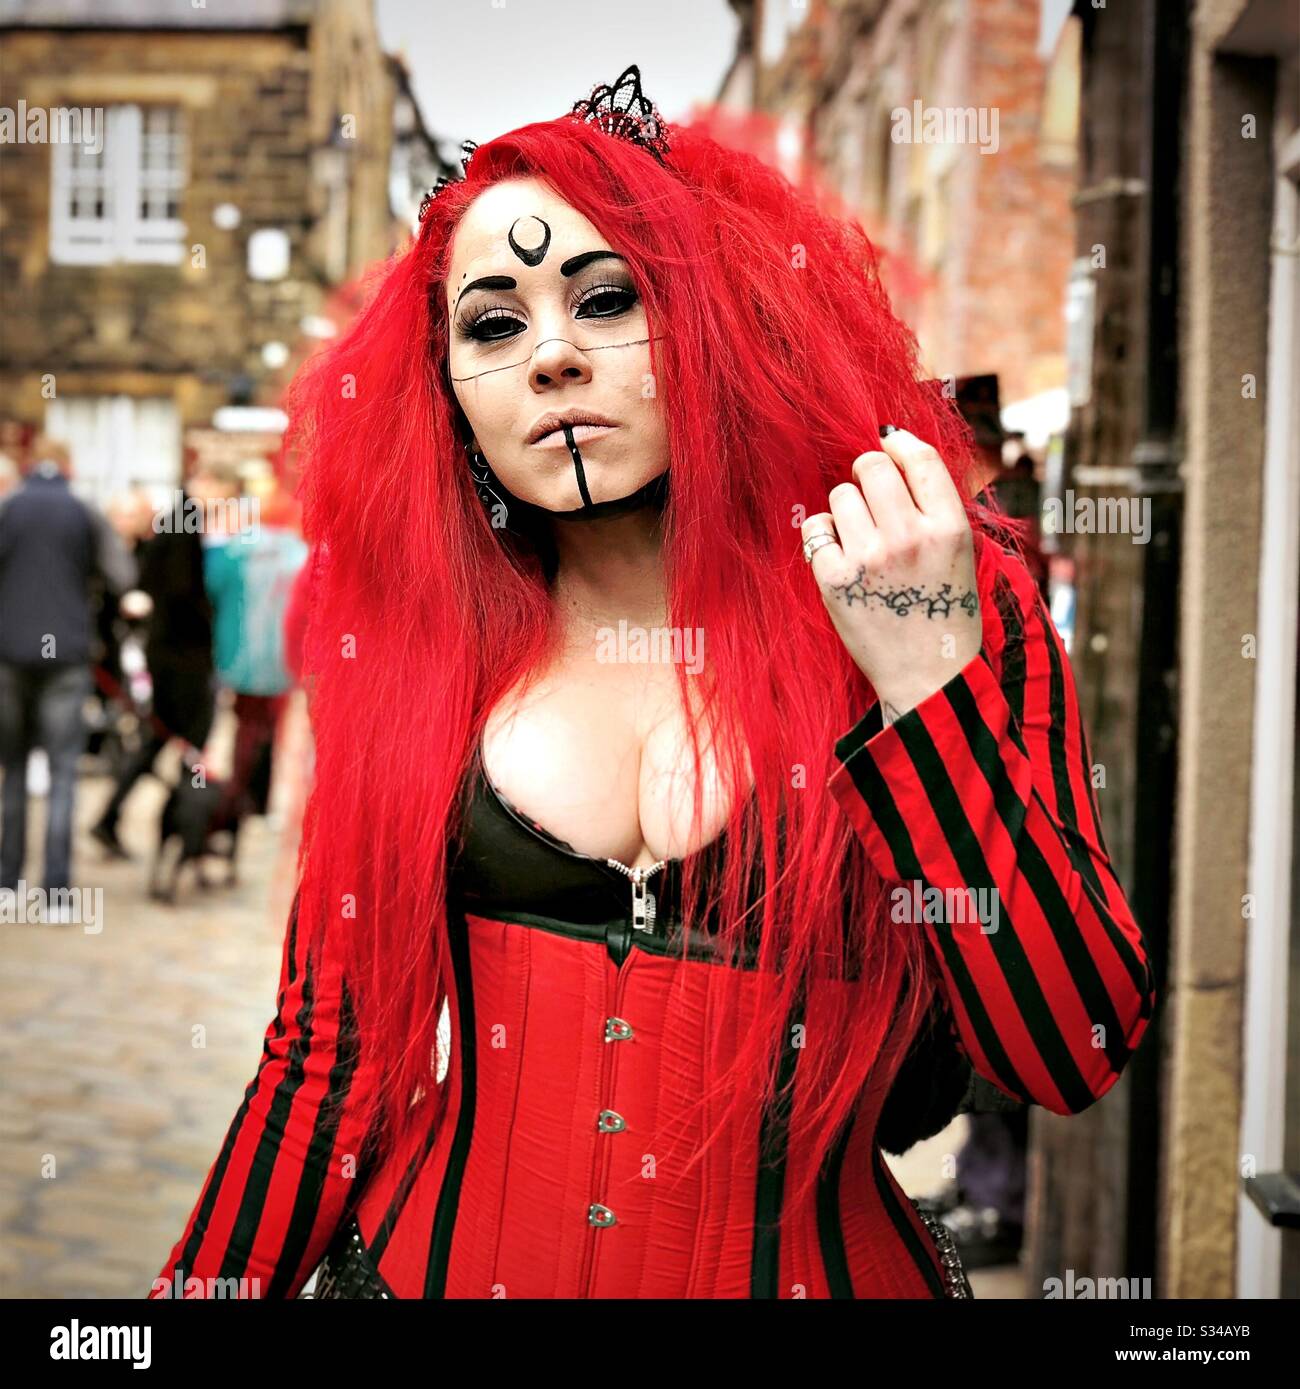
[50,105,186,265]
[45,395,180,506]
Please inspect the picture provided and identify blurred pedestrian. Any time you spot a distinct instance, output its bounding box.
[86,485,154,763]
[940,377,1035,1267]
[954,375,1048,601]
[91,486,217,860]
[988,451,1048,601]
[280,542,316,688]
[0,454,19,503]
[944,1105,1030,1267]
[204,485,307,826]
[0,420,30,501]
[0,437,136,901]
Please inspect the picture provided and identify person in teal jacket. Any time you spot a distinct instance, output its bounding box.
[203,497,307,824]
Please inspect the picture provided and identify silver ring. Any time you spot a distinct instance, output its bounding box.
[802,532,838,563]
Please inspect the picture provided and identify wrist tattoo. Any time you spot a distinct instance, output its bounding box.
[881,701,903,727]
[829,567,979,620]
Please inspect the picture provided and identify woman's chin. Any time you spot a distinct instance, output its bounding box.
[503,465,666,516]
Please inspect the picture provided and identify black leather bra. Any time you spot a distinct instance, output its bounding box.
[447,740,769,967]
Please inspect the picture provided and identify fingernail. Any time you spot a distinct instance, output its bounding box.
[879,424,899,437]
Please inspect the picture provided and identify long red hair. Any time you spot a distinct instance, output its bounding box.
[286,109,1017,1216]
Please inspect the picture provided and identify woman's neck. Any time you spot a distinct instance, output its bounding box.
[548,504,667,637]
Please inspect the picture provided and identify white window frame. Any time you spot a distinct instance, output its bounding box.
[49,104,186,266]
[45,395,181,508]
[1238,120,1300,1300]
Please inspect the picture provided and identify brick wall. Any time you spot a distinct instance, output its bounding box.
[765,0,1076,405]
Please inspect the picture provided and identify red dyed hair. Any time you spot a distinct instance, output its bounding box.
[285,109,1021,1216]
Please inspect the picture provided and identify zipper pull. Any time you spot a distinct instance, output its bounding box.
[607,859,666,933]
[631,870,654,933]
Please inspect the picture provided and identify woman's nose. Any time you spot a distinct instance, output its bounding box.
[528,334,593,390]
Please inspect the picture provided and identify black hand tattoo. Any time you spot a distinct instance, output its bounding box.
[828,567,979,619]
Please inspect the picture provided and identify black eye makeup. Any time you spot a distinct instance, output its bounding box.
[574,281,638,319]
[452,269,641,345]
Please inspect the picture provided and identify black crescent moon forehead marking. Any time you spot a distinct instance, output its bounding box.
[507,216,551,267]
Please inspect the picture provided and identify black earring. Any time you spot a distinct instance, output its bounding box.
[466,444,509,524]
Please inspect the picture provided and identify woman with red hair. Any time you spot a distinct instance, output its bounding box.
[151,67,1155,1300]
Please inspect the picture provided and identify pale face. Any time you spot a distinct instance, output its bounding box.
[445,177,670,514]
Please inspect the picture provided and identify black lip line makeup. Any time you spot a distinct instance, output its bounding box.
[563,423,595,507]
[554,424,669,521]
[550,470,669,522]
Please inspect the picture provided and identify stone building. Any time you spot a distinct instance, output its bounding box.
[0,0,450,501]
[735,0,1078,416]
[1054,0,1299,1299]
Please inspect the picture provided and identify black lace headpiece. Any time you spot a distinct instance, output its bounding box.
[569,63,671,165]
[418,64,670,222]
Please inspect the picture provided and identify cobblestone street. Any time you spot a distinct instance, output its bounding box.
[0,711,301,1299]
[1,706,1023,1298]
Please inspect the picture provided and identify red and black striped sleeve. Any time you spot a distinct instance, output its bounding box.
[827,537,1157,1116]
[149,893,379,1298]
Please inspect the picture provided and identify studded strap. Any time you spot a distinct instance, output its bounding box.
[302,1217,392,1300]
[909,1199,974,1299]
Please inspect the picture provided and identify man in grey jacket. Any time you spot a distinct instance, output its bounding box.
[0,438,136,904]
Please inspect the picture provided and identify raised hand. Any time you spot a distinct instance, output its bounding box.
[800,427,982,724]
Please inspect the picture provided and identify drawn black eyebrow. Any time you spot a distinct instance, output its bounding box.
[559,250,626,276]
[452,252,626,313]
[454,274,516,311]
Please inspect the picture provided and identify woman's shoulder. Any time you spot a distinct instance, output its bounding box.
[972,526,1050,669]
[974,525,1038,596]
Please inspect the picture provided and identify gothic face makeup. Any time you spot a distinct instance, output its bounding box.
[445,177,670,520]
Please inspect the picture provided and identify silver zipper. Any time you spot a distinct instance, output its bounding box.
[604,858,666,932]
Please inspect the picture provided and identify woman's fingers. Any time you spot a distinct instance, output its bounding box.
[875,427,965,521]
[843,449,917,562]
[799,512,844,582]
[801,428,969,584]
[800,429,980,701]
[827,476,876,555]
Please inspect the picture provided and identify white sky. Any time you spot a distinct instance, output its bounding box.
[375,0,742,151]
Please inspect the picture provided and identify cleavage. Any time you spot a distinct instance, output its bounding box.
[477,700,755,872]
[476,726,744,870]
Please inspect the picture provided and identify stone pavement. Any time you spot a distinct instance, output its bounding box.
[0,730,296,1299]
[0,713,1025,1299]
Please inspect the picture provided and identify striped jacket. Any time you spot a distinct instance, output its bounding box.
[150,536,1156,1298]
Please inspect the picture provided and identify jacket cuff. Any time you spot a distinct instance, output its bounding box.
[826,648,1025,883]
[832,698,887,763]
